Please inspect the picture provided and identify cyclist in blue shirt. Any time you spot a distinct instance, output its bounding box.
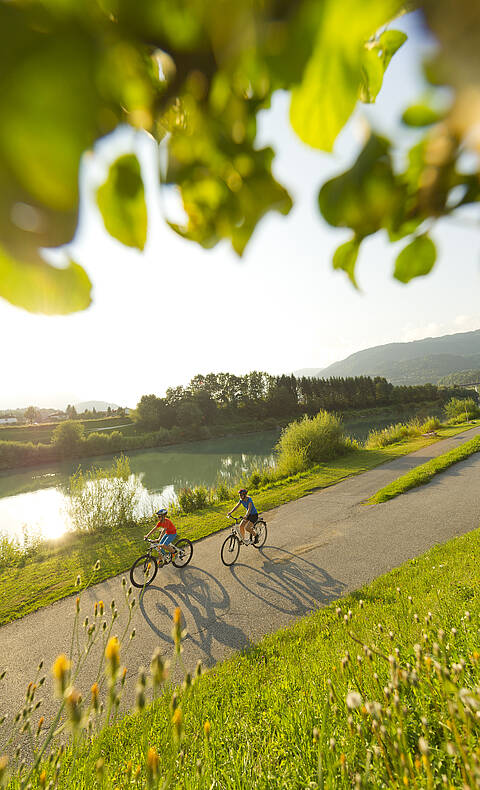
[227,489,259,544]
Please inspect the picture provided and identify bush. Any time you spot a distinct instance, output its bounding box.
[444,397,480,422]
[177,486,210,514]
[67,455,140,533]
[419,415,441,433]
[364,417,424,449]
[275,410,351,476]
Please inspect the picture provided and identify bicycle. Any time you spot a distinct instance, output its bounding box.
[220,515,267,566]
[130,536,194,588]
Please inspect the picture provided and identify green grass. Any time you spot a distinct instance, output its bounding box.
[11,519,480,788]
[0,417,134,443]
[0,422,476,628]
[368,432,480,504]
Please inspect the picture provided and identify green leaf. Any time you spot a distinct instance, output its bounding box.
[360,30,407,103]
[332,237,360,287]
[319,133,404,237]
[0,245,92,314]
[290,0,403,150]
[402,104,446,126]
[97,155,147,250]
[394,234,436,283]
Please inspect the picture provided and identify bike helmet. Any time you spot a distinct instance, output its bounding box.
[238,489,248,496]
[156,508,168,517]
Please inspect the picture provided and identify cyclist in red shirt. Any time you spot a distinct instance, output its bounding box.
[144,508,177,558]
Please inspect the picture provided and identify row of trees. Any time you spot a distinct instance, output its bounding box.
[133,372,473,432]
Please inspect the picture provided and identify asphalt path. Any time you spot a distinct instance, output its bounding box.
[2,425,480,756]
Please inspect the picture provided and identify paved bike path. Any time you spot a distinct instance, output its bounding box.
[2,425,480,754]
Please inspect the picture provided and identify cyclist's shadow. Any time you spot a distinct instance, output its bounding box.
[139,564,249,662]
[228,545,346,616]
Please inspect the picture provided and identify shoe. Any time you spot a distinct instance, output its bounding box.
[253,534,259,545]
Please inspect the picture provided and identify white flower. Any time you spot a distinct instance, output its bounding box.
[346,691,362,710]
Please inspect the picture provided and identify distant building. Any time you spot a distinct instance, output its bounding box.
[0,416,17,424]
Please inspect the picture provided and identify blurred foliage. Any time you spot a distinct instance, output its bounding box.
[0,0,480,314]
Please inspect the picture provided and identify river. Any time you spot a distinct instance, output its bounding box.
[0,406,443,543]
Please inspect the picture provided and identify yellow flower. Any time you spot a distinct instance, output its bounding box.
[204,720,211,740]
[172,707,183,743]
[147,747,159,778]
[173,607,182,626]
[52,654,71,695]
[105,637,120,662]
[39,769,47,788]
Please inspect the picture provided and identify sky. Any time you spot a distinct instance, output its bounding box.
[2,13,480,410]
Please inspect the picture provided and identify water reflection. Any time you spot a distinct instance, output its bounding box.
[0,431,278,543]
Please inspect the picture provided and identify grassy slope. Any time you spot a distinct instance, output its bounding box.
[0,423,474,627]
[369,432,480,503]
[24,520,480,789]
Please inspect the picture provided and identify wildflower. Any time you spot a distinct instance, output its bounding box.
[36,716,44,737]
[94,560,100,571]
[125,760,132,779]
[204,720,211,741]
[0,756,8,787]
[65,687,83,730]
[150,649,167,689]
[52,654,71,696]
[418,737,429,755]
[312,727,319,743]
[95,758,105,782]
[98,601,104,616]
[76,596,80,613]
[172,707,183,743]
[346,691,362,710]
[147,747,159,780]
[91,683,100,711]
[105,637,120,677]
[39,769,47,788]
[75,575,81,587]
[172,608,184,654]
[134,765,141,780]
[329,737,336,750]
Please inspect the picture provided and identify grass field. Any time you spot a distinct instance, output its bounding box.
[368,432,480,503]
[0,417,134,443]
[7,516,480,788]
[0,422,475,628]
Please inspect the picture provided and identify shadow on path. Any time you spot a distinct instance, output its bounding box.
[138,565,249,662]
[228,545,345,616]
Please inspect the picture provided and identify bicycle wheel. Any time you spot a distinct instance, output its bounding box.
[172,538,194,568]
[221,533,240,566]
[252,520,267,548]
[130,554,158,588]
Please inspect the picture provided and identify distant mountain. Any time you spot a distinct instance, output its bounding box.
[313,329,480,386]
[293,367,323,378]
[74,400,121,412]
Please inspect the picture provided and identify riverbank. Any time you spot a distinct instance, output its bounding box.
[0,421,476,627]
[0,400,450,473]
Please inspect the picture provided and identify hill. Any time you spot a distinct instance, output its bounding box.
[74,400,121,412]
[316,329,480,385]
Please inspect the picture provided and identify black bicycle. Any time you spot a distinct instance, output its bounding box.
[130,537,194,588]
[220,515,267,566]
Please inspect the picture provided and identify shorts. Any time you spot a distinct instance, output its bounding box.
[246,512,258,525]
[159,533,176,546]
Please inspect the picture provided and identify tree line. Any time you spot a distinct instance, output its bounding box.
[133,372,473,432]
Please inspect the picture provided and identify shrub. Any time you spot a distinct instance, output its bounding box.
[177,485,210,514]
[419,415,441,433]
[365,417,424,449]
[275,410,350,475]
[444,397,480,422]
[67,455,140,533]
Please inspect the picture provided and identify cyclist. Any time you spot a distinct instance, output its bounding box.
[228,489,259,544]
[144,508,177,558]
